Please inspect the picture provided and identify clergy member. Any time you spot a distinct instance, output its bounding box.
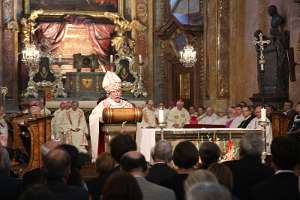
[63,100,88,153]
[89,71,133,161]
[198,107,218,125]
[0,107,8,147]
[51,101,66,140]
[229,105,244,128]
[141,100,157,128]
[167,99,190,128]
[213,109,229,126]
[246,105,273,153]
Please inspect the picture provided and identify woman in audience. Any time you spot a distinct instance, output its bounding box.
[161,141,199,200]
[102,171,142,200]
[198,142,221,169]
[87,152,116,200]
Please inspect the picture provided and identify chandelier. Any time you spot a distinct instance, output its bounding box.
[178,0,197,67]
[22,43,41,67]
[179,44,197,67]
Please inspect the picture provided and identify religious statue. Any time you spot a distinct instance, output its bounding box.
[251,5,296,108]
[33,57,55,83]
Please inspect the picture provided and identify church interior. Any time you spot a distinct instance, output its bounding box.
[0,0,300,200]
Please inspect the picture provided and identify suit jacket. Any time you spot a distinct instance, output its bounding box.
[0,174,22,200]
[146,163,177,185]
[161,173,189,200]
[224,156,274,200]
[47,180,89,200]
[251,172,300,200]
[135,176,176,200]
[87,171,113,200]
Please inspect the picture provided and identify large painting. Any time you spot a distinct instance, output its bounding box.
[30,0,119,13]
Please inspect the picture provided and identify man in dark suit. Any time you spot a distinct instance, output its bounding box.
[238,106,255,128]
[224,132,274,200]
[120,151,176,200]
[0,146,22,200]
[43,148,89,200]
[146,140,177,185]
[252,136,300,200]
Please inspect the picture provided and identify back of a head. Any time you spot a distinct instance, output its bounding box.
[43,149,71,181]
[57,144,79,169]
[199,142,221,168]
[239,133,263,157]
[173,141,199,169]
[271,136,300,170]
[96,152,115,174]
[110,134,137,163]
[152,140,173,163]
[184,169,218,192]
[120,151,147,173]
[20,184,56,200]
[0,146,10,176]
[186,182,231,200]
[102,171,142,200]
[208,163,233,191]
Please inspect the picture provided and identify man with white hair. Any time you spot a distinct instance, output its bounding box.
[89,71,133,160]
[167,99,190,128]
[198,107,218,125]
[223,133,273,200]
[186,182,231,200]
[146,140,176,185]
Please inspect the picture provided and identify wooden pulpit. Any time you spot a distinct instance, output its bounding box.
[270,113,290,138]
[10,114,52,175]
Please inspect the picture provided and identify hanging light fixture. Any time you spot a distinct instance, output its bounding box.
[179,0,197,68]
[22,19,40,67]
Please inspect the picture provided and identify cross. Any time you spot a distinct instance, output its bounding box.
[253,32,271,71]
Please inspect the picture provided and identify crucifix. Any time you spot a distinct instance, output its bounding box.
[253,32,271,71]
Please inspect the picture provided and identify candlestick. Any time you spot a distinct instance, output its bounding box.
[261,108,266,122]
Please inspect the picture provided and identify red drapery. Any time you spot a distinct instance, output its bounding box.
[35,23,67,52]
[36,16,115,64]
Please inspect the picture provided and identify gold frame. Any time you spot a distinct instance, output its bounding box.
[24,0,125,17]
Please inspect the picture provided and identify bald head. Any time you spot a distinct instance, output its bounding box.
[120,151,147,173]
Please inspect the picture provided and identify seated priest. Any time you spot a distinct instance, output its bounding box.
[89,71,133,161]
[167,99,190,128]
[141,100,157,128]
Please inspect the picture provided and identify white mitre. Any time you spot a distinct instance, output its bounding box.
[102,71,122,93]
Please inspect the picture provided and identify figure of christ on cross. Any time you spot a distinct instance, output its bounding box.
[253,31,271,71]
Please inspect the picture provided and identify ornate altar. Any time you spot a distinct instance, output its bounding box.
[65,72,106,99]
[9,114,52,175]
[20,0,149,100]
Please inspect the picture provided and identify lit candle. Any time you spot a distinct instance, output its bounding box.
[58,55,62,62]
[139,54,142,64]
[261,108,266,122]
[260,64,264,71]
[158,107,165,124]
[110,55,114,63]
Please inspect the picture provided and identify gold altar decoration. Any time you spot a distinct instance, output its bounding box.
[102,108,142,124]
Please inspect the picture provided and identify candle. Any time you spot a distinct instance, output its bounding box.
[261,108,266,122]
[58,55,62,62]
[138,54,142,64]
[110,55,113,63]
[260,64,264,71]
[158,107,165,124]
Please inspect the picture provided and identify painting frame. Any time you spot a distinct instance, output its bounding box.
[25,0,125,17]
